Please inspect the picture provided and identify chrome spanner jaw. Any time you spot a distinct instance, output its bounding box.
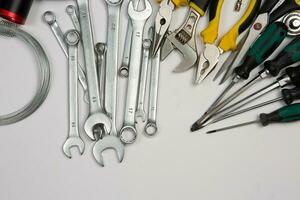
[136,39,152,123]
[76,0,112,141]
[92,0,125,167]
[145,49,160,137]
[120,0,153,144]
[63,30,85,158]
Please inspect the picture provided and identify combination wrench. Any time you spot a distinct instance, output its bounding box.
[145,48,160,136]
[135,38,152,122]
[63,30,85,158]
[120,0,152,144]
[43,11,89,104]
[66,5,81,32]
[93,0,125,167]
[75,0,124,165]
[118,0,140,78]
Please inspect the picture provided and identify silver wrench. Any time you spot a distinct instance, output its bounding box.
[93,0,125,167]
[120,0,152,144]
[145,48,160,137]
[63,30,85,158]
[118,0,140,78]
[135,38,152,122]
[66,5,81,32]
[95,43,107,109]
[43,11,89,104]
[76,0,113,142]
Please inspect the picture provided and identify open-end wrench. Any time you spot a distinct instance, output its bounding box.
[66,5,81,32]
[145,48,160,137]
[63,30,85,158]
[92,0,125,167]
[135,38,152,122]
[118,0,140,78]
[43,11,89,104]
[76,0,114,144]
[120,0,152,144]
[95,43,107,109]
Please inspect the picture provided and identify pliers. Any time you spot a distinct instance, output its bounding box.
[195,0,262,84]
[152,0,188,56]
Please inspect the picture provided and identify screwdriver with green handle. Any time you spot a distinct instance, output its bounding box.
[206,35,300,120]
[206,103,300,134]
[191,22,288,132]
[212,66,300,119]
[204,87,300,128]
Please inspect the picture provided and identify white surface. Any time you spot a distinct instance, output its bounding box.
[1,0,300,199]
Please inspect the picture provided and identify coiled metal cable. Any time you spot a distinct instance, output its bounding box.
[0,21,51,125]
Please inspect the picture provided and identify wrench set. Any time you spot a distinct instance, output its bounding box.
[2,0,300,167]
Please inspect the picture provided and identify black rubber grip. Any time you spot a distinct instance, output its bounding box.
[258,0,280,14]
[208,0,220,21]
[0,0,33,20]
[190,0,211,14]
[235,22,288,80]
[286,66,300,87]
[282,87,300,105]
[259,112,281,126]
[269,0,300,23]
[264,36,300,77]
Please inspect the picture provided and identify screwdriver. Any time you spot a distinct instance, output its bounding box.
[191,22,288,132]
[203,36,300,121]
[206,103,300,134]
[205,87,300,127]
[211,66,300,119]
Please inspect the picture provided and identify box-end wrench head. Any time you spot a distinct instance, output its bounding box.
[62,30,85,158]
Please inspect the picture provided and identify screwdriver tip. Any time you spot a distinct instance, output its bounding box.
[206,130,217,134]
[191,123,204,132]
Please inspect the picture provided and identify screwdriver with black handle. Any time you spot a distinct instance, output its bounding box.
[212,66,300,119]
[191,22,288,132]
[205,87,300,127]
[206,103,300,134]
[206,36,300,119]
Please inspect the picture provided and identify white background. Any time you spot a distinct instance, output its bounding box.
[1,0,300,199]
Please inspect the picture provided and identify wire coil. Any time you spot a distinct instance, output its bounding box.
[0,21,51,125]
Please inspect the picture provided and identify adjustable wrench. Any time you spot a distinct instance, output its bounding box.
[118,0,140,78]
[63,30,85,158]
[76,0,113,144]
[135,38,152,122]
[145,48,160,136]
[120,0,152,144]
[43,11,89,104]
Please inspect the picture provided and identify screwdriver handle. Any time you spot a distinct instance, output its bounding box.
[189,0,211,16]
[234,22,288,80]
[264,36,300,77]
[282,87,300,105]
[260,103,300,126]
[258,0,281,15]
[218,0,261,52]
[269,0,300,24]
[286,66,300,87]
[201,0,224,44]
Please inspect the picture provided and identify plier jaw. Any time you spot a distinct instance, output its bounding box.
[151,0,175,57]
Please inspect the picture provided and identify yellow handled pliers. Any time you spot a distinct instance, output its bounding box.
[196,0,261,84]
